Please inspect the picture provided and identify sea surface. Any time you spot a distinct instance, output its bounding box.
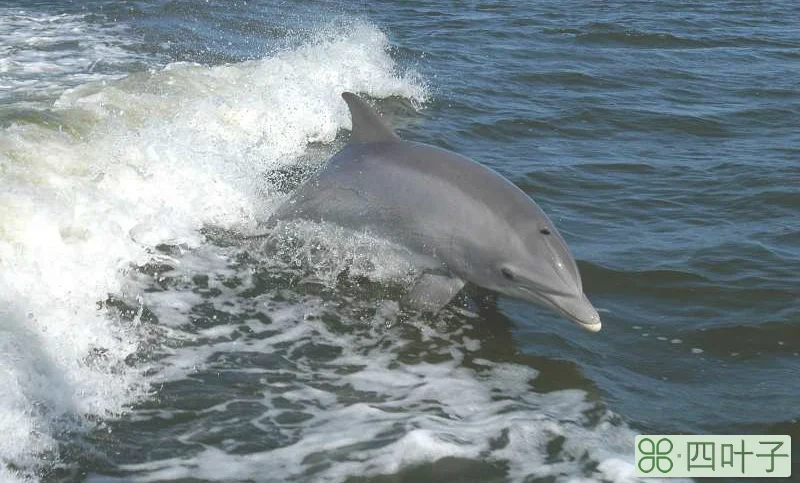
[0,1,798,482]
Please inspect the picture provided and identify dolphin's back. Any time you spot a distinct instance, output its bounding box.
[273,139,547,271]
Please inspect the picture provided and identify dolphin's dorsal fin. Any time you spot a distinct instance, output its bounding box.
[342,92,400,144]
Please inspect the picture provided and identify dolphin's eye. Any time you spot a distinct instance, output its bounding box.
[540,228,551,235]
[501,267,515,280]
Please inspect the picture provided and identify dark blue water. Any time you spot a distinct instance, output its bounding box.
[0,1,797,482]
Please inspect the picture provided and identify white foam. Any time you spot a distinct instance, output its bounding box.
[0,19,425,481]
[0,10,152,106]
[94,243,679,483]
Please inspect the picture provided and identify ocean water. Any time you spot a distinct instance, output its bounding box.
[0,1,797,482]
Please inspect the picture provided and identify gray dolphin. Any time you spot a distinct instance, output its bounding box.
[271,92,601,332]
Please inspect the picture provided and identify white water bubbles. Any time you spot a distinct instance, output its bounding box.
[0,9,153,107]
[89,232,658,483]
[0,20,424,482]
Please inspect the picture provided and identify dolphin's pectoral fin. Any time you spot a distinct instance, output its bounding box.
[405,273,465,313]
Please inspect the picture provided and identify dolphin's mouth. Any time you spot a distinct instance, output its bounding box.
[549,293,602,332]
[519,286,602,332]
[574,316,602,332]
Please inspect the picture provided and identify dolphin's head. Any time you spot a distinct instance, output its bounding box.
[488,215,602,332]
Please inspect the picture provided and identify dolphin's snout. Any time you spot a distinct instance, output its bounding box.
[549,292,602,332]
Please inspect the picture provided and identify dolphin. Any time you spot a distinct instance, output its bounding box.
[271,92,601,332]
